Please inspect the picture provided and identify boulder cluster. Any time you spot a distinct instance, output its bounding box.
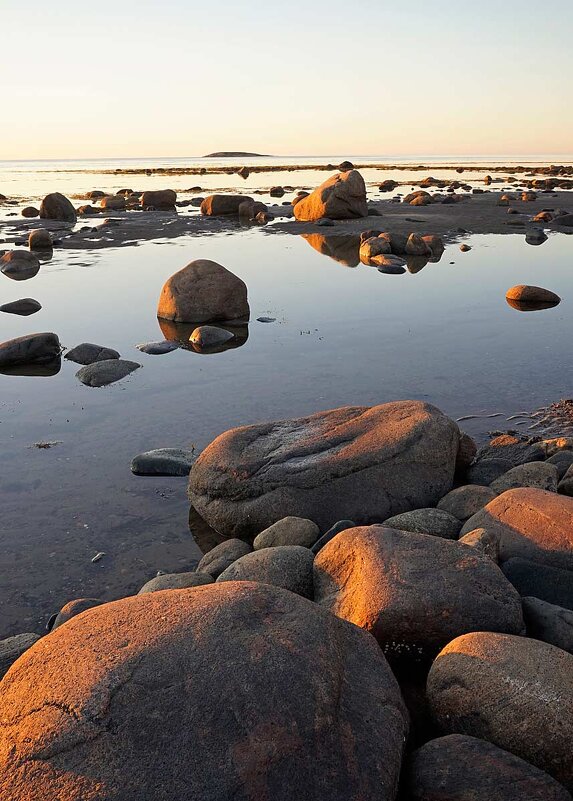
[2,402,572,799]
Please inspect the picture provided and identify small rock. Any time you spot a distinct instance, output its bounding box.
[217,545,314,599]
[76,359,141,387]
[21,206,39,218]
[467,435,546,485]
[0,298,41,316]
[189,325,234,348]
[437,486,497,521]
[256,316,276,323]
[197,539,253,579]
[0,332,60,367]
[459,243,471,252]
[131,448,195,477]
[253,516,319,550]
[490,461,559,494]
[138,571,213,594]
[65,342,120,365]
[382,508,462,539]
[136,340,179,355]
[28,228,52,250]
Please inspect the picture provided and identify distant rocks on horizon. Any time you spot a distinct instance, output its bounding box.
[202,151,272,158]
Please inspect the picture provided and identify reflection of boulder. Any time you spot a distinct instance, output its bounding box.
[0,357,61,377]
[506,298,560,312]
[302,234,361,267]
[407,256,429,274]
[158,318,248,354]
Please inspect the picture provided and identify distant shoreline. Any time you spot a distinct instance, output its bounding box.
[203,151,272,158]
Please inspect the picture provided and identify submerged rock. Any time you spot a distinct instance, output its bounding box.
[157,259,249,324]
[0,333,60,367]
[0,583,408,801]
[76,358,141,387]
[293,170,368,221]
[131,448,195,476]
[0,298,41,316]
[189,400,460,538]
[64,342,120,365]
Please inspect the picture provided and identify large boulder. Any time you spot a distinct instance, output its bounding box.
[189,400,461,538]
[0,582,408,801]
[217,546,314,598]
[200,194,253,216]
[313,526,523,658]
[293,170,368,221]
[141,189,177,210]
[157,259,249,324]
[0,333,60,367]
[405,734,572,801]
[427,632,573,790]
[460,488,573,570]
[39,192,77,223]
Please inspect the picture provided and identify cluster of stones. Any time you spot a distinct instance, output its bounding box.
[2,401,572,799]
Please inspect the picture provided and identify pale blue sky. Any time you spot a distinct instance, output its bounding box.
[2,0,572,158]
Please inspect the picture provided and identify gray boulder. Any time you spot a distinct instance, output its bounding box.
[382,508,462,539]
[76,359,141,387]
[522,596,573,653]
[136,340,179,355]
[253,517,319,550]
[0,633,40,679]
[437,485,497,521]
[0,332,60,367]
[548,450,573,478]
[64,342,120,365]
[558,463,573,496]
[189,325,234,348]
[502,557,573,609]
[490,461,559,494]
[197,539,252,579]
[131,448,195,476]
[39,191,77,223]
[138,572,213,594]
[189,400,461,538]
[0,298,41,316]
[468,434,545,485]
[217,546,315,599]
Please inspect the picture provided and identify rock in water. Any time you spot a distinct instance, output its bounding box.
[405,734,572,801]
[189,400,461,538]
[189,325,234,348]
[141,189,177,209]
[76,359,141,387]
[131,448,195,476]
[200,195,253,215]
[313,526,523,658]
[157,259,249,324]
[0,250,40,280]
[39,192,77,223]
[136,340,179,355]
[506,285,560,305]
[460,488,573,570]
[0,583,408,801]
[28,228,52,250]
[427,632,573,790]
[293,170,368,221]
[0,298,42,316]
[0,333,60,367]
[64,342,120,365]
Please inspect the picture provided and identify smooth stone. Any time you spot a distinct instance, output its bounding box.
[522,596,573,654]
[39,191,77,223]
[256,316,276,323]
[460,488,573,570]
[458,527,500,561]
[0,332,60,367]
[0,250,40,280]
[189,325,234,348]
[189,400,461,539]
[28,228,52,250]
[52,598,103,630]
[0,633,41,680]
[0,583,407,801]
[140,189,177,210]
[76,359,141,387]
[382,508,462,539]
[64,342,120,365]
[506,284,560,304]
[311,520,356,554]
[490,461,559,494]
[467,434,546,485]
[138,571,213,594]
[0,298,41,316]
[313,526,523,659]
[21,206,39,218]
[131,448,195,477]
[217,545,315,599]
[196,539,253,579]
[437,485,497,521]
[136,340,179,355]
[293,170,368,221]
[253,516,319,550]
[200,194,253,215]
[427,632,573,790]
[406,734,572,801]
[502,557,573,610]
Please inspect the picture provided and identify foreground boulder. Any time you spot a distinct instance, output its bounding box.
[460,488,573,570]
[0,582,408,801]
[157,259,249,324]
[141,189,176,210]
[427,632,573,790]
[0,333,60,367]
[200,194,253,216]
[293,170,368,221]
[189,400,461,537]
[405,734,572,801]
[39,192,76,223]
[313,526,523,658]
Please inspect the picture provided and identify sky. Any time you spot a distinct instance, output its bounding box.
[1,0,572,159]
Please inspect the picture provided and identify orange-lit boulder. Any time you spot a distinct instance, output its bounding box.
[460,488,573,570]
[189,400,461,538]
[157,259,249,324]
[313,526,523,657]
[427,632,573,790]
[293,170,368,221]
[141,189,176,210]
[0,582,408,801]
[302,233,361,266]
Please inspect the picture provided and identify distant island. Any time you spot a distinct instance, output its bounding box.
[203,151,272,158]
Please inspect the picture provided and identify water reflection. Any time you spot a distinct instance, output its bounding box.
[158,318,249,353]
[302,234,361,267]
[0,357,62,377]
[506,298,560,312]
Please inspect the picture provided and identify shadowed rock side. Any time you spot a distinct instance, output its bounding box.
[0,582,409,801]
[188,400,461,538]
[293,170,368,221]
[158,318,249,353]
[301,233,361,266]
